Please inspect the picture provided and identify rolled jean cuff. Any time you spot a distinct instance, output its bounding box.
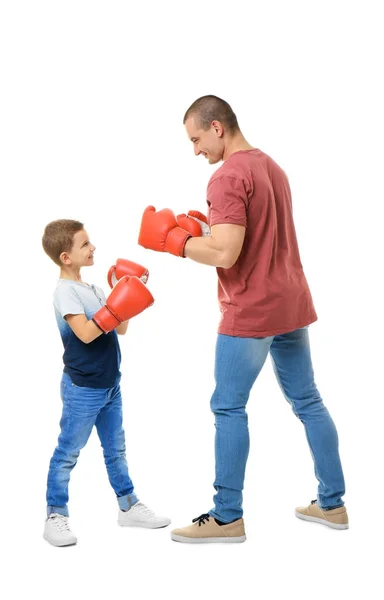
[118,493,139,511]
[321,503,345,511]
[47,505,69,517]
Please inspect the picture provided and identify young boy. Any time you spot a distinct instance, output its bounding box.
[42,219,170,547]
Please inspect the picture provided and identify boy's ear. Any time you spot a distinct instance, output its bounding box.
[60,251,71,265]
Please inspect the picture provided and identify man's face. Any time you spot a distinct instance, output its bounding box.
[185,117,225,164]
[61,229,96,267]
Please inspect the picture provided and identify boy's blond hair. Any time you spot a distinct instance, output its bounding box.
[42,219,84,266]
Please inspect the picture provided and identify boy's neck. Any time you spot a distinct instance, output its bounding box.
[60,267,84,283]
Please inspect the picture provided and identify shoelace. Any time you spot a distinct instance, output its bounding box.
[49,514,71,532]
[132,502,155,516]
[192,513,211,527]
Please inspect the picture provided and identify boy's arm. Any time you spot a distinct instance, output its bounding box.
[55,284,101,343]
[66,314,104,344]
[116,321,129,335]
[66,314,128,341]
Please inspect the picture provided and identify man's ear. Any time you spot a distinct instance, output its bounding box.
[212,120,224,137]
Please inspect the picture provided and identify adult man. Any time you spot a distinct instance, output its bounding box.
[138,95,348,543]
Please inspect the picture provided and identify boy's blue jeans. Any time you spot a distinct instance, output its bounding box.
[46,372,138,516]
[209,328,346,523]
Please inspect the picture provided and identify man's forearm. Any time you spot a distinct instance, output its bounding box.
[183,236,230,268]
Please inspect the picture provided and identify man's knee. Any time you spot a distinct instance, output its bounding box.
[210,394,247,419]
[291,391,324,419]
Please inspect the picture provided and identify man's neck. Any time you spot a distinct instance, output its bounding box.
[223,133,254,161]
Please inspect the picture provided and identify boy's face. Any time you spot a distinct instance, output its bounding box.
[60,229,96,267]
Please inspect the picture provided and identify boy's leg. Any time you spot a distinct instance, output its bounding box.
[269,327,346,510]
[209,334,273,523]
[46,374,106,516]
[95,381,138,511]
[96,380,171,528]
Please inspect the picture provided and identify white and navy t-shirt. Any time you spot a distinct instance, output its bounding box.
[54,279,121,388]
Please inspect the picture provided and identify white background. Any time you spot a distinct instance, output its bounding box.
[1,1,383,599]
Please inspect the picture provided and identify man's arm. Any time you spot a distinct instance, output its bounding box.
[183,223,245,268]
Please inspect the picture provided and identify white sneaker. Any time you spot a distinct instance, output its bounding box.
[118,502,171,529]
[43,513,78,547]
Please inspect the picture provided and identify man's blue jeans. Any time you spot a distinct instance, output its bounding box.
[46,373,138,516]
[209,328,346,523]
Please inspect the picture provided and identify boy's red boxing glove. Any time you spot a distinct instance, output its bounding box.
[138,206,192,257]
[93,276,154,333]
[108,258,149,288]
[176,210,211,237]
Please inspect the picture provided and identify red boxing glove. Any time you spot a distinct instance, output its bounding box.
[107,258,149,288]
[138,206,191,257]
[176,210,210,237]
[93,276,154,333]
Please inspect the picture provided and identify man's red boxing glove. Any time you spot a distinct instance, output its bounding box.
[176,210,211,237]
[93,276,154,333]
[107,259,149,288]
[138,206,192,257]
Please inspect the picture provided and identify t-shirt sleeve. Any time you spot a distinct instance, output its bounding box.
[207,176,248,227]
[54,285,85,319]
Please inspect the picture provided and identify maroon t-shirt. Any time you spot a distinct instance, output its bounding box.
[207,149,317,337]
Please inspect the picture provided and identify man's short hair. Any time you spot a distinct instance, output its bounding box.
[42,219,84,266]
[183,95,239,133]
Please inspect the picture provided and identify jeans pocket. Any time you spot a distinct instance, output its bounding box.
[60,374,71,401]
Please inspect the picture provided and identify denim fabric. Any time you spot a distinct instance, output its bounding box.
[209,328,345,523]
[46,372,137,516]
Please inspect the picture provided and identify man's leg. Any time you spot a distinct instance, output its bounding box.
[171,333,273,542]
[270,327,346,511]
[209,333,273,523]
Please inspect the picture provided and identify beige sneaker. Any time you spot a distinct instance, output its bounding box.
[295,500,349,530]
[171,513,246,543]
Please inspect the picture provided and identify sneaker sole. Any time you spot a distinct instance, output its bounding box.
[294,511,349,530]
[43,533,78,547]
[171,533,246,544]
[118,520,171,529]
